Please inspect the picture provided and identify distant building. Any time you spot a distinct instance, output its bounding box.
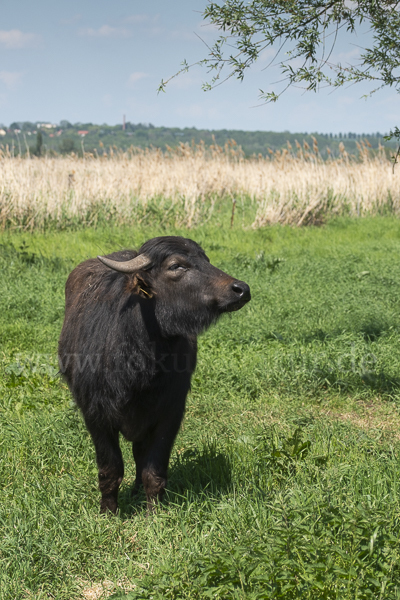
[0,129,6,136]
[78,130,89,137]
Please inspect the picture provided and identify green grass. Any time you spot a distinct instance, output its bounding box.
[2,217,400,599]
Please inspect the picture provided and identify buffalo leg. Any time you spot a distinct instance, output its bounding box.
[131,440,145,495]
[142,456,169,511]
[87,425,124,514]
[140,431,178,511]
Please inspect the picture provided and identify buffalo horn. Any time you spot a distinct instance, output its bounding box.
[97,254,151,273]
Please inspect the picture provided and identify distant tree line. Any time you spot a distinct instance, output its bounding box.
[0,121,396,159]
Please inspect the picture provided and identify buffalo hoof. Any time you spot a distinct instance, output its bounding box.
[100,497,118,515]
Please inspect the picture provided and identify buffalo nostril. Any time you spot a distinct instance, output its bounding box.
[231,281,251,300]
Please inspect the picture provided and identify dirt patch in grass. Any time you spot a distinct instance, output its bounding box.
[80,578,135,600]
[323,398,400,440]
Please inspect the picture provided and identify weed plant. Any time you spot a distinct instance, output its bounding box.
[1,218,400,598]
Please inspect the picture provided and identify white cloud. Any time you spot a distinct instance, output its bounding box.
[127,72,149,87]
[0,71,23,90]
[0,29,40,49]
[336,47,361,62]
[79,25,130,38]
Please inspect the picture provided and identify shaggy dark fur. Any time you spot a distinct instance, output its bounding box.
[58,236,250,513]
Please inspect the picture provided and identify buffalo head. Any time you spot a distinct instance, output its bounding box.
[98,236,250,337]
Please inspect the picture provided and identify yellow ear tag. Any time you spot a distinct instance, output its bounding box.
[139,287,151,298]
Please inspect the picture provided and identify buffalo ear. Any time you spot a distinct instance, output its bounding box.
[135,272,154,299]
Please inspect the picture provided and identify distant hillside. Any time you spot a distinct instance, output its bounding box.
[0,120,397,158]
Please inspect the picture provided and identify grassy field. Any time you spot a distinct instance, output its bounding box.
[2,217,400,599]
[1,143,399,231]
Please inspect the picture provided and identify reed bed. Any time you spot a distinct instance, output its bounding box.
[0,139,399,230]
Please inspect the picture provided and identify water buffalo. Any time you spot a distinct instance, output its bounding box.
[58,236,250,513]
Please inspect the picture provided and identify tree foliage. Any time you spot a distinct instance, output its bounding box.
[197,1,400,99]
[161,1,400,160]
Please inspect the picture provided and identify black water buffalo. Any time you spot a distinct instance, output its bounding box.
[58,236,250,513]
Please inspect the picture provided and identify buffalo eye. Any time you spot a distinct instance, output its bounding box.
[168,263,183,271]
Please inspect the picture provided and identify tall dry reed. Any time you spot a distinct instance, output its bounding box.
[0,139,399,229]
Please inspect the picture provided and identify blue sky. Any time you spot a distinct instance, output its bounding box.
[0,0,398,133]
